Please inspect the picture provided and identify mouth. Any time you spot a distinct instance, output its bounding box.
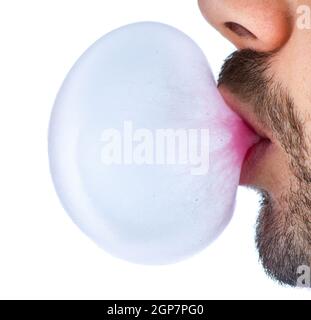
[219,86,273,185]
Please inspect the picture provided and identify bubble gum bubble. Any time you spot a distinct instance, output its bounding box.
[49,22,258,264]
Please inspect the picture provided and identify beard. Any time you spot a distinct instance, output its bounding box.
[218,49,311,286]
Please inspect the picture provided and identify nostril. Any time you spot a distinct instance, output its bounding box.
[224,22,257,39]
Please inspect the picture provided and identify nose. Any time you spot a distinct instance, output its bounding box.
[198,0,293,52]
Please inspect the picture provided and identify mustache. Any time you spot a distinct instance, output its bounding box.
[217,49,274,119]
[218,49,273,84]
[217,48,298,140]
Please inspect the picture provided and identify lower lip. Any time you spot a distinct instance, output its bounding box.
[242,138,271,171]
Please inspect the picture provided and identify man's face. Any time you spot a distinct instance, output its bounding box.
[199,0,311,286]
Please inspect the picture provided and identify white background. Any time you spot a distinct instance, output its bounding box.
[0,0,310,299]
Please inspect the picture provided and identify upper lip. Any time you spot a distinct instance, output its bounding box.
[218,85,272,142]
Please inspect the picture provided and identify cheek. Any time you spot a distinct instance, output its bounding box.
[273,14,311,118]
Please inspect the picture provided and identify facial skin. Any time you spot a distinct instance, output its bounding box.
[198,0,311,286]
